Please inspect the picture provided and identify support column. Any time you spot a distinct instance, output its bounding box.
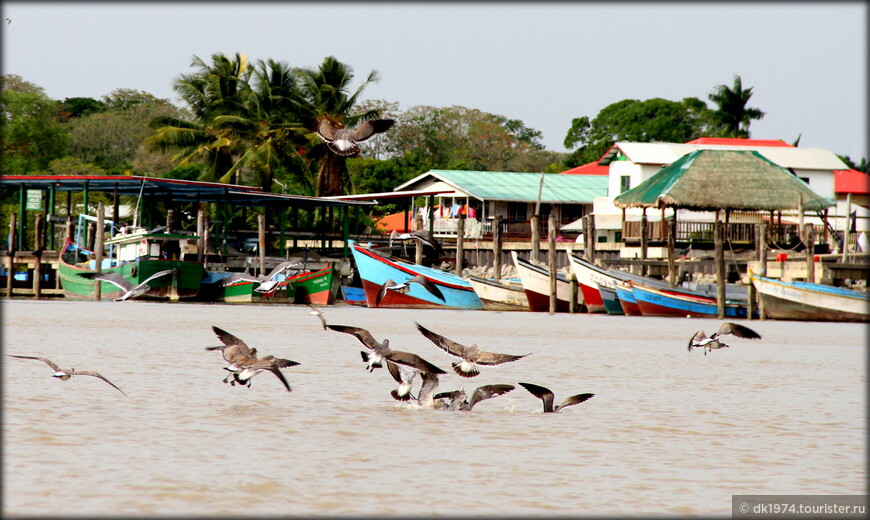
[548,214,557,315]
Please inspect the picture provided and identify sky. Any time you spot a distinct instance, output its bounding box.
[2,2,867,161]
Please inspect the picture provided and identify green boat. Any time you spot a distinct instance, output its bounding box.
[199,270,298,303]
[58,230,204,301]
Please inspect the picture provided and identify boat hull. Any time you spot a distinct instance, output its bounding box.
[631,282,748,318]
[597,283,625,315]
[288,266,339,305]
[511,251,576,313]
[341,285,368,306]
[350,241,483,310]
[58,242,202,301]
[614,281,643,316]
[467,276,530,311]
[567,254,612,314]
[751,271,869,322]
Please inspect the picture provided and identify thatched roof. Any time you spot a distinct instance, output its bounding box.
[613,149,834,211]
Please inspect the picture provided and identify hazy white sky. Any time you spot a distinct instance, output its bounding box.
[3,2,867,160]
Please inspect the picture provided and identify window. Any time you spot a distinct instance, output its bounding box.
[507,202,526,222]
[620,175,631,193]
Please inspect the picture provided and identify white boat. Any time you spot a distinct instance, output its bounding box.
[467,275,530,311]
[750,270,869,322]
[510,251,579,313]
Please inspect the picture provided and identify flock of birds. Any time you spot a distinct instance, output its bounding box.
[9,302,762,413]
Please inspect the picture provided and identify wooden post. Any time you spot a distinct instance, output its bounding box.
[86,222,96,254]
[842,193,852,262]
[587,214,596,264]
[196,208,204,264]
[33,214,43,299]
[804,223,815,283]
[455,214,465,276]
[166,208,174,235]
[258,213,266,277]
[113,183,120,235]
[414,216,424,265]
[530,215,540,262]
[797,194,804,244]
[667,217,676,287]
[759,221,768,320]
[94,202,104,301]
[548,214,557,314]
[714,219,725,319]
[202,213,211,271]
[640,209,648,277]
[7,213,17,298]
[492,215,502,282]
[65,215,74,243]
[568,271,578,314]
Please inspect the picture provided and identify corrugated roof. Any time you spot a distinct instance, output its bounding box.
[558,161,609,175]
[395,170,608,203]
[612,149,834,211]
[600,142,848,170]
[834,169,870,195]
[685,137,794,147]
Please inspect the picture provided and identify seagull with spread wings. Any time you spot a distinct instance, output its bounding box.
[80,269,175,301]
[205,326,298,391]
[688,322,761,355]
[414,321,531,377]
[219,262,302,295]
[518,382,594,414]
[434,384,515,411]
[375,276,445,306]
[9,355,127,396]
[326,324,446,375]
[313,118,395,156]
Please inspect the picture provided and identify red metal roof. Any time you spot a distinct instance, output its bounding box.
[685,137,794,147]
[558,161,609,175]
[834,169,870,195]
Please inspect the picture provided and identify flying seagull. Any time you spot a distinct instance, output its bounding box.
[518,382,594,413]
[385,360,419,402]
[414,321,531,377]
[688,322,761,355]
[205,326,299,391]
[306,304,327,330]
[9,355,127,396]
[389,229,442,255]
[434,384,515,411]
[326,324,446,375]
[415,371,442,408]
[375,276,445,306]
[80,269,175,301]
[219,262,302,294]
[313,118,395,156]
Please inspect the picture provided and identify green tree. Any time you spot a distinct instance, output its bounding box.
[707,74,765,138]
[59,97,106,120]
[293,56,385,196]
[562,97,715,166]
[145,53,252,183]
[1,74,69,173]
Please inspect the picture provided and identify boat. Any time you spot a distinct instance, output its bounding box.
[750,271,870,322]
[287,265,340,305]
[614,280,643,316]
[341,285,368,306]
[467,275,530,311]
[566,254,612,313]
[511,251,578,313]
[198,270,298,304]
[596,282,625,315]
[58,231,204,301]
[628,280,749,318]
[349,240,484,310]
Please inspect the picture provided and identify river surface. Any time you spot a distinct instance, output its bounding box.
[2,299,866,517]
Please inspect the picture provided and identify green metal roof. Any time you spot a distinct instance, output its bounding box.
[405,170,608,203]
[612,150,834,212]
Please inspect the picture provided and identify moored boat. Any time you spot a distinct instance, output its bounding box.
[566,254,610,313]
[58,234,204,301]
[288,265,340,305]
[511,251,578,313]
[199,270,298,303]
[349,240,484,310]
[467,275,530,311]
[596,283,625,315]
[341,285,368,306]
[750,271,869,322]
[629,280,749,318]
[614,280,643,316]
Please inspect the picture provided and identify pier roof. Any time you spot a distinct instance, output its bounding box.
[613,149,834,212]
[0,175,374,208]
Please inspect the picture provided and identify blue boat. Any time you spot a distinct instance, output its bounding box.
[349,240,484,310]
[630,281,748,318]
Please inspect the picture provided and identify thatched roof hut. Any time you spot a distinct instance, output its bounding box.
[613,149,834,211]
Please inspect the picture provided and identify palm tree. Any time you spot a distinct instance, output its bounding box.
[708,74,765,138]
[292,56,385,196]
[212,59,310,191]
[145,53,252,183]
